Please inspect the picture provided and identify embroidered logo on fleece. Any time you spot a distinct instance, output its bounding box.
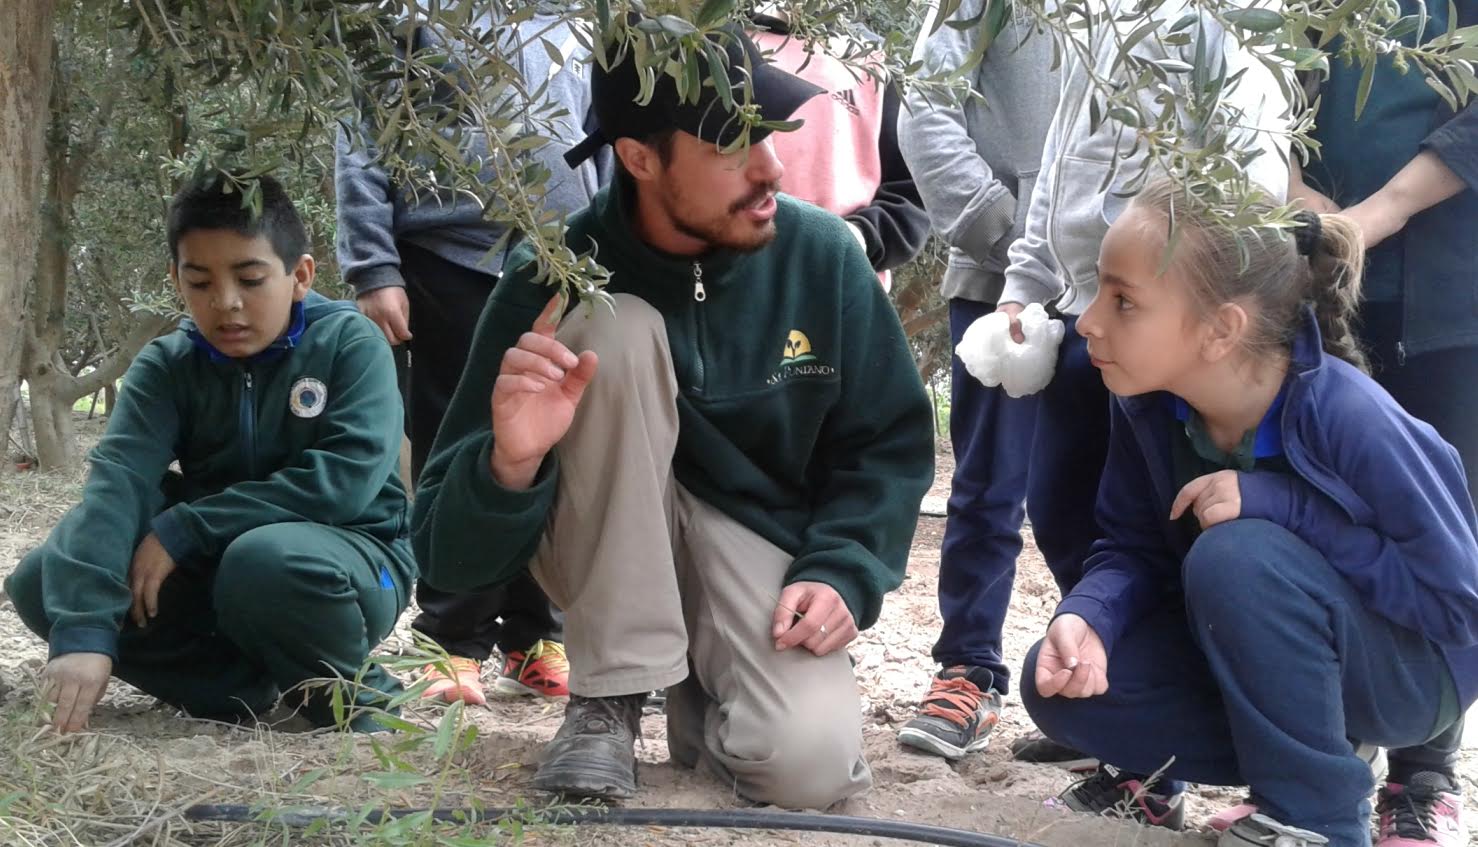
[289,377,328,418]
[767,330,836,385]
[781,330,817,364]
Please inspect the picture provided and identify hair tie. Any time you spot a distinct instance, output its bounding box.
[1293,210,1322,257]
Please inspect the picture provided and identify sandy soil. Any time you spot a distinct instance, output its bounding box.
[0,421,1472,846]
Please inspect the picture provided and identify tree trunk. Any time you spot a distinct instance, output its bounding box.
[102,382,116,417]
[0,1,56,464]
[24,52,78,469]
[22,26,129,469]
[25,314,174,468]
[27,371,74,468]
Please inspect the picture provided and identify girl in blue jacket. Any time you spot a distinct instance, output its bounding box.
[1021,178,1478,847]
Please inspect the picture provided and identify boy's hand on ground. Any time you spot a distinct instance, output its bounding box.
[772,582,858,656]
[1170,470,1241,530]
[128,533,177,627]
[42,653,112,733]
[490,295,598,490]
[357,287,413,346]
[1036,614,1108,699]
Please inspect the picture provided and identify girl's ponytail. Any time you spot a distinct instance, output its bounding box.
[1299,211,1368,372]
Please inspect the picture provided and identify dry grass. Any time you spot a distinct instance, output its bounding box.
[0,423,572,845]
[0,699,249,846]
[0,661,581,846]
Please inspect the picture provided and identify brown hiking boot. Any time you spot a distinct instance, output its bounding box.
[532,693,645,801]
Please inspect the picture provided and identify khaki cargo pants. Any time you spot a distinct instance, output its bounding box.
[530,294,871,810]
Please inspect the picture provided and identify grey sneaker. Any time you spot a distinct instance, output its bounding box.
[532,693,645,801]
[897,666,1002,760]
[1219,813,1329,847]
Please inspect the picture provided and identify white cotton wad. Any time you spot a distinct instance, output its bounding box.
[955,303,1066,398]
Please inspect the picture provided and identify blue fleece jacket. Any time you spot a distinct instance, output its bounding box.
[1058,309,1478,708]
[1308,0,1478,356]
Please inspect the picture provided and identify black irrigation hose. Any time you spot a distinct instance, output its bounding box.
[185,803,1048,847]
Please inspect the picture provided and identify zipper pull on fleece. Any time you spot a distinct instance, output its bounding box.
[692,261,707,302]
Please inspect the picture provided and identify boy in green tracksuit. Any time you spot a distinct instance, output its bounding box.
[6,173,416,733]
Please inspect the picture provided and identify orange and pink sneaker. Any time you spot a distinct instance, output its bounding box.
[418,656,487,706]
[494,639,570,699]
[1376,772,1466,847]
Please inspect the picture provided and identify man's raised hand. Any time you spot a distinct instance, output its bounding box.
[490,295,598,490]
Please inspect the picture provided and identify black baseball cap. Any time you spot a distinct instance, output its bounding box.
[563,24,823,168]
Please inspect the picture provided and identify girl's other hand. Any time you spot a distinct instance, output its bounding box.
[1170,470,1242,530]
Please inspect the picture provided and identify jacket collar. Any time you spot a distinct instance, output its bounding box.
[185,300,307,365]
[1286,303,1327,378]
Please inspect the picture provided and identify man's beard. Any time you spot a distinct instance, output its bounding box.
[665,181,781,254]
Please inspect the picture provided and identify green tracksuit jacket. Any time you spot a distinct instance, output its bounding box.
[29,292,416,660]
[412,178,935,629]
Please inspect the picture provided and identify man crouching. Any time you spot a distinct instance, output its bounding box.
[411,24,934,808]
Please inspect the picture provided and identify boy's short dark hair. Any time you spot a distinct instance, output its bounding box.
[167,172,310,269]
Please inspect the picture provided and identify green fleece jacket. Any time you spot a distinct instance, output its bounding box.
[411,179,935,629]
[37,292,414,660]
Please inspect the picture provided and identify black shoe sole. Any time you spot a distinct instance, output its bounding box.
[532,760,638,801]
[1021,755,1101,773]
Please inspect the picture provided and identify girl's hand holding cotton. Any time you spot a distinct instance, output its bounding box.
[1171,470,1243,530]
[955,302,1065,397]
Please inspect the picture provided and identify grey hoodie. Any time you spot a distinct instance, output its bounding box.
[1000,0,1291,315]
[898,0,1060,304]
[335,11,605,294]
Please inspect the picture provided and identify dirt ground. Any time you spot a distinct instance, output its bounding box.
[0,418,1473,846]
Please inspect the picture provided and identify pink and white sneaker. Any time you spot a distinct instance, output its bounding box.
[1377,772,1466,847]
[1209,745,1387,833]
[1209,800,1260,832]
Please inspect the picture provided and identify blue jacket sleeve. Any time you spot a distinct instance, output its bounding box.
[1422,100,1478,196]
[1055,400,1178,656]
[334,122,407,295]
[1239,424,1478,649]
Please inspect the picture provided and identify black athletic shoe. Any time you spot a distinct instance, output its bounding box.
[532,693,645,801]
[1054,764,1186,830]
[1010,730,1100,772]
